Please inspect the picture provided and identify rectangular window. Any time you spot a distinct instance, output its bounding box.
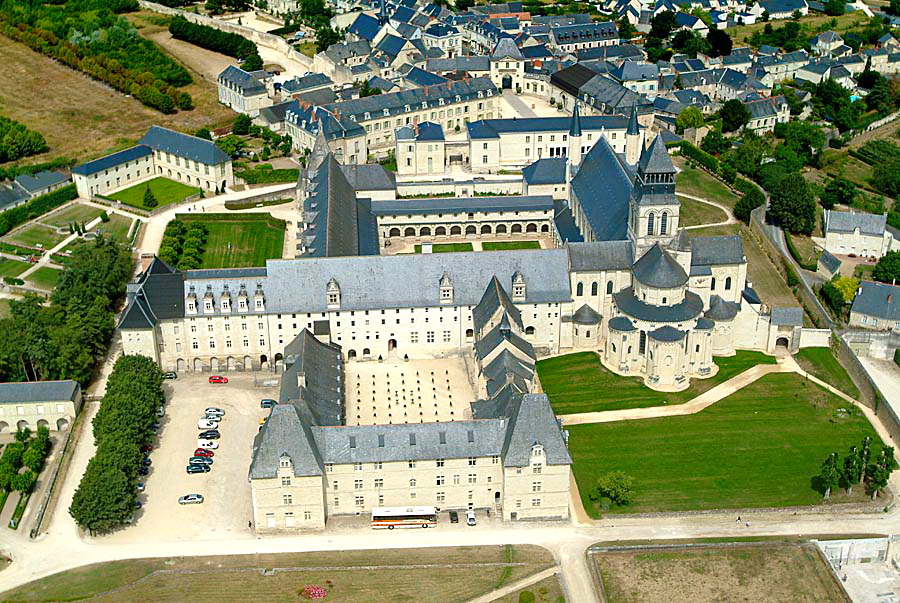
[355,496,365,507]
[374,478,383,488]
[281,476,292,486]
[354,463,363,471]
[443,330,451,342]
[532,481,542,492]
[354,479,363,490]
[436,475,445,486]
[468,474,477,484]
[409,460,416,469]
[411,332,419,344]
[436,458,445,467]
[436,491,445,503]
[304,510,312,520]
[533,463,542,474]
[532,498,541,507]
[468,457,476,466]
[283,494,293,505]
[426,331,435,343]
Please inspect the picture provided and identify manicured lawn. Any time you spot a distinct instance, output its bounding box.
[41,203,105,228]
[570,372,883,515]
[795,347,860,400]
[27,267,61,290]
[189,216,284,269]
[108,177,200,210]
[854,264,875,280]
[674,158,740,209]
[93,214,133,241]
[5,224,67,249]
[678,196,728,227]
[0,258,30,278]
[414,243,474,253]
[537,350,776,415]
[482,241,542,251]
[0,546,554,603]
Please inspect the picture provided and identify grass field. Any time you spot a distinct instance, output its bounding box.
[569,372,882,515]
[41,204,105,228]
[594,543,846,603]
[109,178,200,210]
[0,546,554,603]
[5,224,66,249]
[822,151,875,191]
[678,196,728,227]
[727,12,867,45]
[94,214,134,241]
[537,350,776,415]
[855,263,875,280]
[482,241,542,250]
[495,575,564,603]
[739,225,803,311]
[796,347,860,399]
[414,243,474,253]
[27,267,61,291]
[674,158,741,209]
[0,258,30,279]
[184,215,285,269]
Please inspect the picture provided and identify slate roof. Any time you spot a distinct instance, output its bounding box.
[570,137,633,242]
[339,164,397,191]
[348,12,381,41]
[608,315,636,331]
[217,65,268,95]
[579,73,647,114]
[370,195,553,215]
[279,329,343,426]
[426,56,491,73]
[852,281,900,321]
[705,295,739,321]
[522,157,566,185]
[690,235,745,266]
[282,73,333,94]
[613,287,704,322]
[474,319,534,361]
[14,171,69,194]
[638,135,675,177]
[610,60,659,82]
[0,381,79,404]
[572,303,602,324]
[824,210,886,236]
[649,325,686,341]
[492,37,524,59]
[473,276,524,334]
[72,145,153,176]
[0,184,27,210]
[633,243,688,289]
[118,258,185,329]
[302,152,360,258]
[551,22,618,46]
[404,66,449,86]
[819,249,841,275]
[250,403,324,478]
[550,63,600,96]
[139,126,230,166]
[466,115,630,139]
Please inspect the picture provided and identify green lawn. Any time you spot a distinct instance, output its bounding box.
[414,243,474,253]
[482,241,542,251]
[795,347,860,400]
[674,158,741,209]
[570,372,883,516]
[5,224,67,249]
[41,203,105,228]
[186,216,285,269]
[108,177,200,210]
[27,267,61,290]
[0,299,11,318]
[678,196,729,227]
[854,264,875,280]
[0,257,30,278]
[93,214,133,241]
[537,350,777,415]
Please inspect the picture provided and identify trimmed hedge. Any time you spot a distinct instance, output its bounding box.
[169,16,257,60]
[680,141,720,173]
[177,212,287,231]
[0,184,77,237]
[224,198,292,210]
[236,167,299,184]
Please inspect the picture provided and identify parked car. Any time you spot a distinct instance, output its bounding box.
[198,429,220,439]
[198,419,218,429]
[196,439,219,449]
[134,500,143,509]
[208,375,228,384]
[136,482,145,493]
[204,412,223,421]
[178,494,204,505]
[138,466,150,476]
[465,510,476,526]
[140,445,153,454]
[151,422,160,432]
[141,457,152,467]
[261,399,276,408]
[186,464,211,474]
[205,407,225,416]
[449,510,459,524]
[189,456,212,465]
[193,448,214,457]
[163,372,177,379]
[156,406,165,417]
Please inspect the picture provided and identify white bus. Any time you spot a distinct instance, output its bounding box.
[371,506,438,529]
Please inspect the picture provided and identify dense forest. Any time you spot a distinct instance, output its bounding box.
[169,15,257,61]
[0,0,194,113]
[0,116,48,163]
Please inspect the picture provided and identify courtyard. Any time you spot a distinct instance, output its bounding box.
[345,356,478,426]
[107,177,200,211]
[178,214,286,269]
[387,234,554,255]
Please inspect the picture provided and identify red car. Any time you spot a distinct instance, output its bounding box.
[140,444,153,453]
[193,448,214,458]
[208,375,228,384]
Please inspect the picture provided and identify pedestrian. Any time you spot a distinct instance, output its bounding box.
[745,521,750,527]
[248,520,252,529]
[736,516,740,522]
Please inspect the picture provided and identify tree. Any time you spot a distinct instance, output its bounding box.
[720,99,751,133]
[142,186,158,209]
[891,0,900,16]
[617,17,637,40]
[873,159,900,197]
[676,106,704,133]
[734,186,765,223]
[649,11,677,39]
[873,250,900,283]
[768,173,816,234]
[195,127,213,140]
[595,471,634,506]
[11,470,36,494]
[216,135,246,158]
[842,446,862,495]
[819,177,857,209]
[868,447,899,499]
[315,26,343,53]
[232,114,252,136]
[69,456,136,533]
[240,51,263,72]
[706,28,733,58]
[819,281,845,314]
[834,276,860,303]
[177,92,194,111]
[22,445,45,473]
[359,80,382,98]
[700,129,730,155]
[818,452,840,499]
[824,0,845,15]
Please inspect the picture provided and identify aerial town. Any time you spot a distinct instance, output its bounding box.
[4,0,900,600]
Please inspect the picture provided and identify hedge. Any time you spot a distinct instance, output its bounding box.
[0,184,77,237]
[169,15,257,60]
[679,141,720,173]
[894,347,900,367]
[236,167,299,184]
[224,198,292,210]
[177,212,287,230]
[784,231,817,271]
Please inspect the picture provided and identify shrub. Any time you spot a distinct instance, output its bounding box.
[680,141,719,172]
[518,592,536,603]
[784,261,800,287]
[819,281,845,314]
[168,15,258,60]
[894,348,900,367]
[100,211,110,223]
[3,277,23,286]
[0,184,77,238]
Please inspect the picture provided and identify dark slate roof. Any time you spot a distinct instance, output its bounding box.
[554,200,582,244]
[610,60,659,82]
[705,295,739,321]
[742,286,762,306]
[551,21,618,46]
[302,153,360,258]
[579,74,647,113]
[467,115,629,140]
[638,135,674,175]
[0,184,27,210]
[824,210,886,236]
[370,195,553,215]
[348,12,381,41]
[376,33,408,58]
[139,126,230,165]
[250,403,324,478]
[852,281,900,321]
[613,287,703,322]
[570,137,633,242]
[473,276,523,334]
[119,258,185,329]
[632,243,688,289]
[474,319,534,361]
[550,63,599,96]
[690,235,745,266]
[218,65,267,95]
[280,330,343,424]
[14,171,69,194]
[426,56,491,73]
[567,241,634,271]
[404,66,449,86]
[72,145,152,176]
[819,249,841,275]
[492,37,524,59]
[340,164,396,191]
[572,303,601,324]
[523,157,566,185]
[771,306,804,326]
[695,316,715,330]
[649,325,686,341]
[282,72,333,94]
[501,393,572,467]
[0,380,79,404]
[608,315,636,331]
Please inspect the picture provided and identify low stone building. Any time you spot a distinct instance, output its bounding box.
[823,210,900,259]
[0,380,82,433]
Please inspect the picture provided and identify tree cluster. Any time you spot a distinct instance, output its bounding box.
[873,250,900,284]
[588,471,634,507]
[768,172,816,234]
[819,177,857,210]
[0,425,49,499]
[749,20,807,51]
[315,25,343,53]
[0,117,48,164]
[169,16,257,62]
[0,0,193,114]
[0,184,76,238]
[157,220,209,270]
[69,355,164,534]
[817,439,897,500]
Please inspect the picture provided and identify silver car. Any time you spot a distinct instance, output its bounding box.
[178,494,204,505]
[205,407,225,416]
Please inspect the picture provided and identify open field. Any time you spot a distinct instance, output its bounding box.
[482,240,542,250]
[109,177,200,210]
[185,215,285,268]
[26,267,61,291]
[495,575,565,603]
[796,347,860,399]
[0,545,555,603]
[0,39,233,166]
[414,243,474,253]
[679,196,728,227]
[739,225,802,310]
[569,372,882,515]
[94,214,134,241]
[5,224,66,249]
[41,204,105,228]
[594,542,845,603]
[674,159,741,209]
[727,12,868,45]
[0,258,30,279]
[536,350,776,415]
[821,151,875,191]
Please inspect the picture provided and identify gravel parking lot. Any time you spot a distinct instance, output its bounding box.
[105,373,277,543]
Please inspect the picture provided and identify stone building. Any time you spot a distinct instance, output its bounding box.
[0,380,82,433]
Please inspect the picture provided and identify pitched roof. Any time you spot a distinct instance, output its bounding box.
[14,171,69,194]
[824,210,887,236]
[632,243,688,289]
[370,195,553,215]
[139,126,230,166]
[690,235,745,266]
[852,281,900,321]
[638,134,675,175]
[466,115,630,139]
[770,306,803,326]
[572,303,602,324]
[72,145,153,176]
[0,380,79,404]
[570,137,633,242]
[566,241,634,271]
[217,65,268,95]
[492,37,524,59]
[348,12,381,41]
[613,287,704,322]
[608,315,636,331]
[523,157,566,185]
[500,394,572,467]
[649,325,686,341]
[705,295,739,321]
[473,276,524,334]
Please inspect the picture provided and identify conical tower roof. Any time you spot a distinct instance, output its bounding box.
[569,101,582,137]
[627,101,639,136]
[632,242,688,289]
[638,134,674,175]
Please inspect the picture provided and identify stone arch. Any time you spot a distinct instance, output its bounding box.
[37,419,49,430]
[660,211,669,236]
[274,352,284,369]
[227,356,236,370]
[540,224,549,233]
[776,336,790,348]
[348,349,357,360]
[511,224,522,234]
[725,276,732,290]
[210,357,219,372]
[481,224,492,234]
[389,227,401,237]
[647,212,656,236]
[420,226,431,237]
[193,358,203,371]
[363,347,371,357]
[16,420,28,431]
[525,326,535,335]
[57,418,69,431]
[404,227,416,237]
[451,225,462,235]
[177,358,186,372]
[465,225,477,235]
[576,282,584,296]
[495,224,507,234]
[591,282,598,296]
[465,328,474,341]
[388,339,397,351]
[243,355,253,370]
[260,354,268,369]
[0,421,8,433]
[606,280,613,294]
[526,223,538,233]
[435,226,447,236]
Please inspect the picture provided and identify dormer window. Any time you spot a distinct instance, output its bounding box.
[383,108,389,116]
[280,454,291,468]
[512,271,526,302]
[327,278,341,309]
[421,101,428,109]
[364,112,371,120]
[531,443,544,457]
[439,273,453,304]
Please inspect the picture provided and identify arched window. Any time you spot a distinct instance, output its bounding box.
[591,282,598,296]
[725,276,732,290]
[409,478,417,487]
[647,213,655,236]
[525,326,535,335]
[660,211,669,235]
[611,343,616,353]
[711,277,716,291]
[576,282,584,296]
[606,280,613,294]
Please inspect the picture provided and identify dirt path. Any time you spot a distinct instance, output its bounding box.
[147,31,235,85]
[676,191,737,231]
[849,116,900,149]
[461,567,561,603]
